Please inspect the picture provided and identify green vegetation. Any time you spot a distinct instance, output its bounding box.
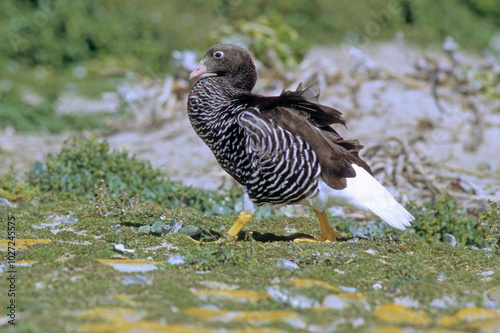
[480,200,500,252]
[25,137,242,214]
[2,0,498,71]
[2,196,499,332]
[2,0,499,133]
[1,138,498,332]
[408,196,489,247]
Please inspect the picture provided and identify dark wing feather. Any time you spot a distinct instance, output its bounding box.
[242,83,346,128]
[241,84,372,190]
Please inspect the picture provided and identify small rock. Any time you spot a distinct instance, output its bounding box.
[35,281,47,291]
[199,304,220,311]
[483,299,498,310]
[351,317,365,328]
[443,233,456,247]
[284,317,308,329]
[276,258,299,270]
[430,296,457,309]
[348,237,359,243]
[266,286,320,309]
[322,295,346,310]
[485,286,500,306]
[0,197,13,207]
[120,274,152,286]
[478,270,494,277]
[395,296,420,308]
[373,282,383,290]
[339,286,357,293]
[113,243,136,253]
[198,280,239,290]
[167,254,185,265]
[430,298,448,309]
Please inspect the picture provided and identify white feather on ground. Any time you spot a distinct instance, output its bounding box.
[303,164,414,230]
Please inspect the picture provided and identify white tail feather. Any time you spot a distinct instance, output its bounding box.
[304,164,414,230]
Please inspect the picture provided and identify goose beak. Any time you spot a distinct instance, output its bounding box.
[189,62,207,80]
[189,61,217,81]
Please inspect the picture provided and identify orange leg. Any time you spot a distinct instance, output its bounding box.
[294,210,339,243]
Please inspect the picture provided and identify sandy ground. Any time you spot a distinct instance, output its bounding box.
[1,43,499,200]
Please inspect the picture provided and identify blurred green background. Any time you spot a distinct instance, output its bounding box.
[0,0,499,132]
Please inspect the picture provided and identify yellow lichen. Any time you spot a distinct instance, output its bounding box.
[185,307,298,324]
[439,307,500,327]
[290,278,342,292]
[0,239,51,251]
[190,288,268,303]
[373,304,431,326]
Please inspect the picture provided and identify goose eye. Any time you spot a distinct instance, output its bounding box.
[213,51,224,59]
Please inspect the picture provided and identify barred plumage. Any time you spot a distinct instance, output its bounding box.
[187,43,413,242]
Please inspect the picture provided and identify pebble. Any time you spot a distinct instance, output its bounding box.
[485,286,500,305]
[338,286,357,293]
[483,287,500,310]
[276,258,300,270]
[322,295,346,310]
[144,242,178,251]
[443,233,456,246]
[198,281,239,290]
[113,243,136,253]
[266,286,320,309]
[0,197,13,207]
[429,298,448,309]
[167,254,185,265]
[394,296,420,308]
[351,317,365,328]
[120,274,152,286]
[372,282,383,290]
[478,270,494,277]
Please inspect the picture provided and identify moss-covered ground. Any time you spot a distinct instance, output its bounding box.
[1,197,499,332]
